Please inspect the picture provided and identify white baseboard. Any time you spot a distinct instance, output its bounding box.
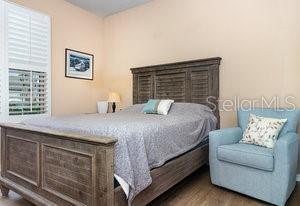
[297,174,300,182]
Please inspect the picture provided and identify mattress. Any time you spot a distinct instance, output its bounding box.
[113,136,209,188]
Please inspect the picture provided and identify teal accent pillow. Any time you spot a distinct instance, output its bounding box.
[143,99,160,114]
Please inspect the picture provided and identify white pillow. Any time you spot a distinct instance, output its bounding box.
[239,114,287,148]
[157,99,174,115]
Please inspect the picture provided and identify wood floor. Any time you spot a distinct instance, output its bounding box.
[0,166,299,206]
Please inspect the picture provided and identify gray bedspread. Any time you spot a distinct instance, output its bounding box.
[23,103,217,203]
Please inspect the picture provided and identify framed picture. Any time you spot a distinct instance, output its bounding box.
[65,49,94,80]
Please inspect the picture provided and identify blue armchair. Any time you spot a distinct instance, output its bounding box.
[209,108,300,206]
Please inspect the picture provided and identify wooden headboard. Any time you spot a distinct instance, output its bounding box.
[131,57,221,124]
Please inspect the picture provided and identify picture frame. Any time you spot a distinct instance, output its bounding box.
[65,48,94,80]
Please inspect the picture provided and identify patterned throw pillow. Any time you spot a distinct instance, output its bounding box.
[239,114,287,148]
[142,99,174,115]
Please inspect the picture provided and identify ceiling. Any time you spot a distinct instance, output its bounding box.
[65,0,153,17]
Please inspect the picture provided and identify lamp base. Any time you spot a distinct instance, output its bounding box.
[112,102,116,113]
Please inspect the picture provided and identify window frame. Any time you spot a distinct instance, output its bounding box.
[0,1,51,123]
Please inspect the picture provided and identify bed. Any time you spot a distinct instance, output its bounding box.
[0,57,221,206]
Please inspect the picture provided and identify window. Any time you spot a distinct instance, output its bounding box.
[0,1,51,122]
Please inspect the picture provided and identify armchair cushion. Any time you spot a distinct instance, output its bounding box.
[217,143,274,171]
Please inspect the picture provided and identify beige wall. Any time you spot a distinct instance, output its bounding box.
[103,0,300,128]
[102,0,300,172]
[10,0,300,126]
[10,0,105,116]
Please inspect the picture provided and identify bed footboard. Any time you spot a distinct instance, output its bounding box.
[0,123,117,206]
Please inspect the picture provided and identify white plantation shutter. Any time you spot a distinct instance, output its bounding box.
[30,12,50,69]
[0,1,51,121]
[7,3,50,71]
[9,69,31,115]
[7,4,30,69]
[9,69,47,115]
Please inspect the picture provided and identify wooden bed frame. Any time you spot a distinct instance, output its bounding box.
[0,57,221,206]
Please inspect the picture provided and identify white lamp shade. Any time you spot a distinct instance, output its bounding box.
[108,92,121,103]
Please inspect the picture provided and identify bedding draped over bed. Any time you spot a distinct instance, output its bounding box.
[23,103,217,204]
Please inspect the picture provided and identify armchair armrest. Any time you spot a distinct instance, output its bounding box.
[209,127,243,159]
[274,133,298,167]
[272,133,299,202]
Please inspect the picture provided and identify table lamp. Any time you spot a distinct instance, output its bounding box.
[108,92,120,113]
